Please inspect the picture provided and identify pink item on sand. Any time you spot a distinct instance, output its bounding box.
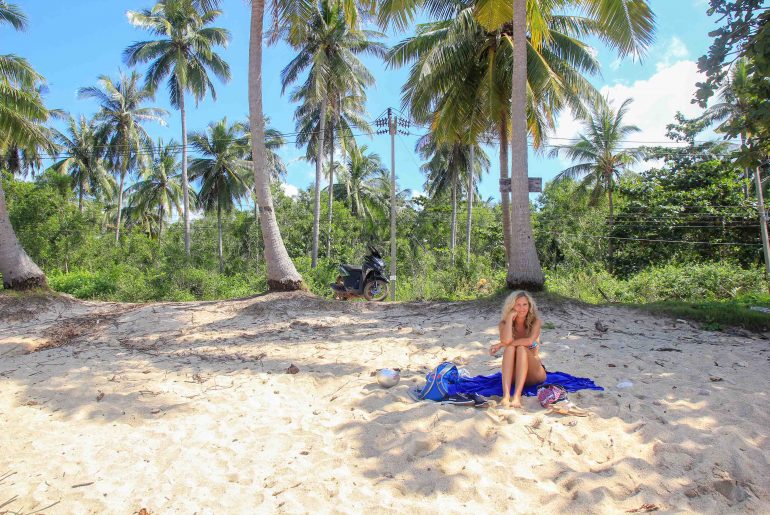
[537,384,568,408]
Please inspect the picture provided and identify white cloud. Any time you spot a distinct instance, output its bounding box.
[280,182,300,198]
[553,60,706,150]
[656,36,690,71]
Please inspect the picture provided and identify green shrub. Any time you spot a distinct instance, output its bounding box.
[546,262,766,304]
[49,270,118,299]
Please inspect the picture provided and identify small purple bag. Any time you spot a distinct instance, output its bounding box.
[537,384,568,408]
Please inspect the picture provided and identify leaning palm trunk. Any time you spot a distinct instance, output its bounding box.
[0,180,47,290]
[312,98,328,268]
[498,119,512,265]
[508,0,544,289]
[466,145,474,264]
[180,92,191,257]
[248,0,303,290]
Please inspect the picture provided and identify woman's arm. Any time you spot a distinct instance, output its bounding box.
[490,311,516,354]
[497,311,515,346]
[510,319,542,347]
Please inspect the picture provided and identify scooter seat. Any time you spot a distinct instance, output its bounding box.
[341,264,362,274]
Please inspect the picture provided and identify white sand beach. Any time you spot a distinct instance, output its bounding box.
[1,291,768,513]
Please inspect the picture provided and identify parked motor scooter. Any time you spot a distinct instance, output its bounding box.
[330,247,389,301]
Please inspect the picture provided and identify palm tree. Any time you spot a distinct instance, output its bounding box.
[502,0,654,288]
[126,138,184,245]
[240,118,288,226]
[123,203,161,238]
[264,125,289,181]
[417,133,488,264]
[293,88,371,257]
[549,97,643,269]
[0,2,50,289]
[279,0,386,267]
[388,0,654,287]
[248,0,304,290]
[78,71,167,243]
[125,0,231,257]
[49,114,110,212]
[336,144,390,220]
[240,117,289,182]
[390,8,602,273]
[698,59,755,197]
[188,118,251,272]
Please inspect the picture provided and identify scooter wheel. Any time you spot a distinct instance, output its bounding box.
[363,279,389,301]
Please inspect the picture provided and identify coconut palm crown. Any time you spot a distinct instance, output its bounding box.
[125,0,232,257]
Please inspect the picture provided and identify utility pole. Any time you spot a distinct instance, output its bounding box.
[374,108,410,300]
[755,163,770,291]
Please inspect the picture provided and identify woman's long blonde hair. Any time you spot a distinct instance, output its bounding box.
[501,290,540,334]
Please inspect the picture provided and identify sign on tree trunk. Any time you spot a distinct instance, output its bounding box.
[498,177,542,193]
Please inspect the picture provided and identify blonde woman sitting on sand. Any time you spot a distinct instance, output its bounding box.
[489,291,547,408]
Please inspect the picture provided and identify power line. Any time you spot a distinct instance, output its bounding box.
[550,232,762,247]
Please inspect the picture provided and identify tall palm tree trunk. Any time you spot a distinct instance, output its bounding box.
[607,171,614,273]
[508,0,544,289]
[327,123,334,259]
[312,98,328,268]
[248,0,303,291]
[158,203,164,247]
[253,190,263,264]
[78,181,84,213]
[0,180,47,289]
[450,162,457,266]
[115,161,127,243]
[217,202,224,273]
[741,132,749,200]
[180,91,191,257]
[498,119,512,265]
[466,145,474,264]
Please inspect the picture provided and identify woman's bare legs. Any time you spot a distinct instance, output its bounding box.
[511,346,530,408]
[502,346,548,409]
[501,345,516,407]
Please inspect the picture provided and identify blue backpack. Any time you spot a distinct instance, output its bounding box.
[417,362,460,401]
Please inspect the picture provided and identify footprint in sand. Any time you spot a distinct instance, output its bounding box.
[712,479,749,505]
[403,435,437,462]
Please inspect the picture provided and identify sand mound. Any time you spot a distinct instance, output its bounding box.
[1,292,768,513]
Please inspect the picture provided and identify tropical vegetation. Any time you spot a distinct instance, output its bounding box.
[2,0,770,331]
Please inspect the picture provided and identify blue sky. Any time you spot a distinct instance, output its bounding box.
[7,0,721,202]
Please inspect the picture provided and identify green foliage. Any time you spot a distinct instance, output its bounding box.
[695,0,770,107]
[546,262,765,304]
[48,269,118,298]
[534,178,608,271]
[4,139,770,324]
[637,295,770,332]
[612,160,759,276]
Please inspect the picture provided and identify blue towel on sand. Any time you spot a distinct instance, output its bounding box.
[448,371,603,398]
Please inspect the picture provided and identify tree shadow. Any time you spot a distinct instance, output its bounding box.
[1,291,768,511]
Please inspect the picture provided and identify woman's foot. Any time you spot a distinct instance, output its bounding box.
[501,396,511,408]
[510,396,522,409]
